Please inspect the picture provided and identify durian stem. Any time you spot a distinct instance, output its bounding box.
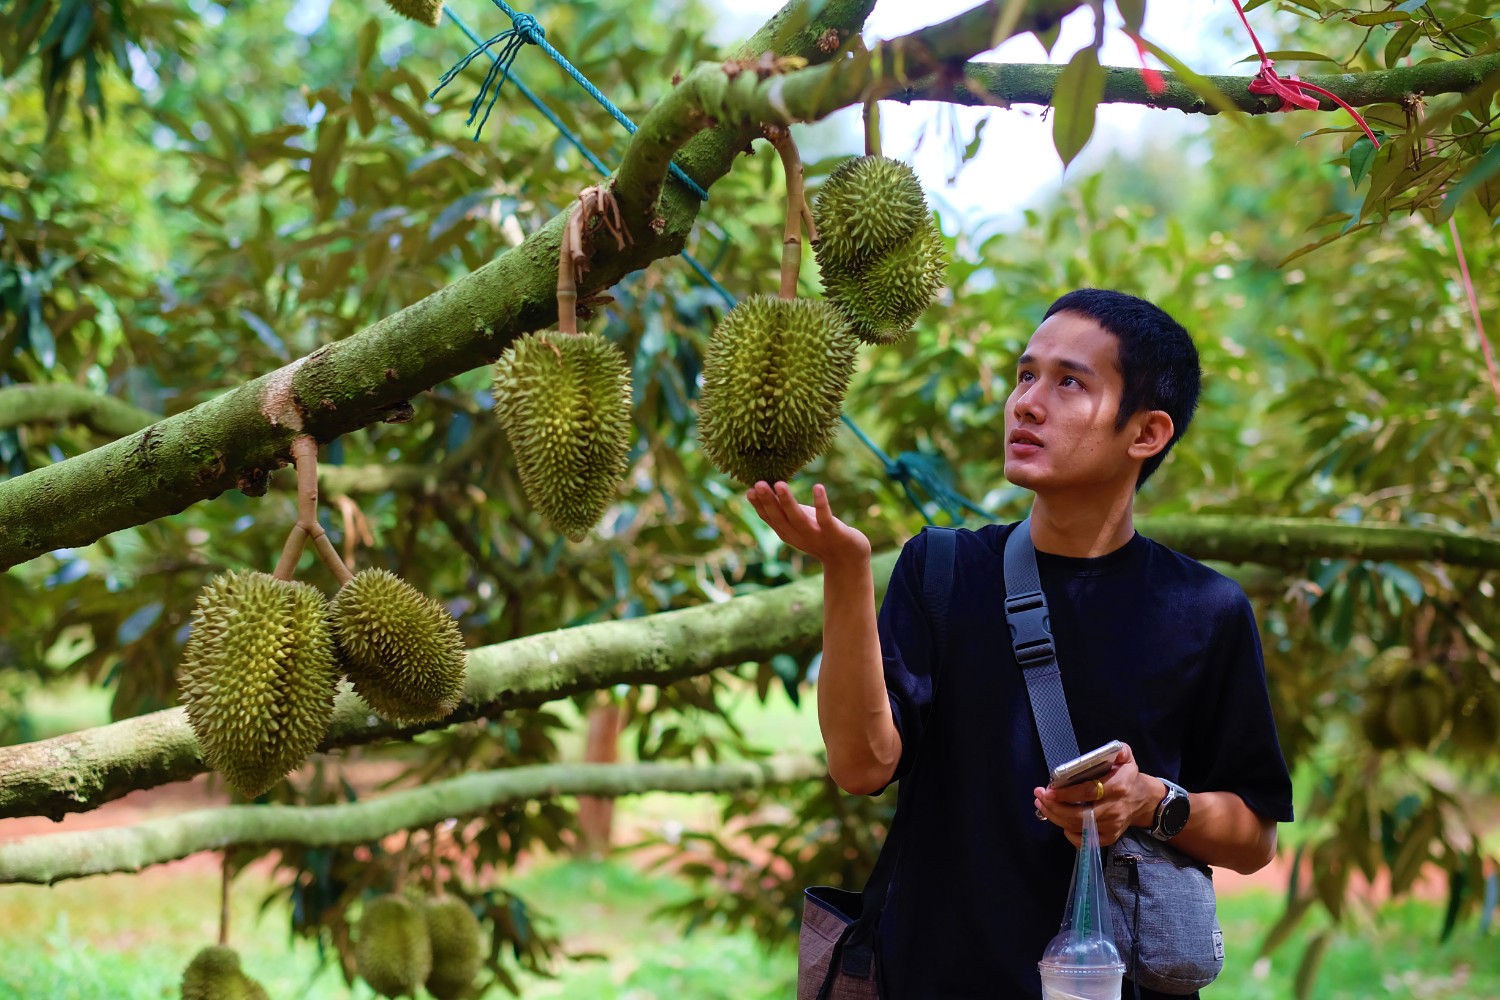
[556,207,579,337]
[864,95,882,158]
[273,525,308,582]
[766,125,809,300]
[291,435,355,586]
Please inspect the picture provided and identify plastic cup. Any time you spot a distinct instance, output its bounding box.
[1037,962,1124,1000]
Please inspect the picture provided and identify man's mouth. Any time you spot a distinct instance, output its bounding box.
[1008,431,1043,448]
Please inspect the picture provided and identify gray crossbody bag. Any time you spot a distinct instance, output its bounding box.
[1000,519,1224,996]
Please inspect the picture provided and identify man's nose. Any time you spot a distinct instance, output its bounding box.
[1012,384,1045,423]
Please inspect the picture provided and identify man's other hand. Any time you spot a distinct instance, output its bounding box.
[746,481,871,569]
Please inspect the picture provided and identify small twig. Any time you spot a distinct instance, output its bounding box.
[272,525,308,581]
[863,95,882,158]
[429,825,442,896]
[765,125,809,300]
[219,852,232,946]
[333,494,374,570]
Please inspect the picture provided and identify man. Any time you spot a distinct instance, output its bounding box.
[747,289,1293,998]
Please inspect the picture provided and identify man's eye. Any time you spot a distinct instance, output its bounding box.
[1018,371,1034,382]
[1061,376,1081,387]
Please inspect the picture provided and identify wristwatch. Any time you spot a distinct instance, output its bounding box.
[1147,777,1190,842]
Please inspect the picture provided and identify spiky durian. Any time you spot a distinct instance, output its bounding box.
[822,216,947,345]
[696,295,858,486]
[1450,671,1500,758]
[383,0,443,27]
[492,331,633,541]
[332,568,466,724]
[179,571,339,799]
[356,894,434,999]
[812,156,928,274]
[423,896,486,1000]
[181,945,270,1000]
[1384,662,1452,749]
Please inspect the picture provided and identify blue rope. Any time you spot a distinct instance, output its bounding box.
[437,5,989,526]
[438,1,709,201]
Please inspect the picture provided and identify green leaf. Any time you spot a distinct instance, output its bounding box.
[1348,134,1382,188]
[356,18,378,71]
[1051,46,1107,170]
[1438,141,1500,221]
[961,117,988,166]
[1349,11,1411,25]
[1234,50,1337,64]
[1293,931,1332,1000]
[1136,36,1245,122]
[1385,22,1421,67]
[59,0,93,61]
[1117,0,1146,34]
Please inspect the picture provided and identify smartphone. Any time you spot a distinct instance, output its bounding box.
[1047,740,1124,788]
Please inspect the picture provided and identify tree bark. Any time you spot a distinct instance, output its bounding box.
[899,52,1500,115]
[0,756,825,885]
[0,1,1097,570]
[1,515,1497,822]
[0,384,159,439]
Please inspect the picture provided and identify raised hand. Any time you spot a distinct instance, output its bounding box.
[745,481,871,569]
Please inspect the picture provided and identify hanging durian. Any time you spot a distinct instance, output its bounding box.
[383,0,444,27]
[821,216,947,345]
[697,295,858,485]
[179,570,340,799]
[1384,661,1452,749]
[356,894,434,999]
[492,331,633,541]
[1449,666,1500,758]
[181,945,271,1000]
[812,156,929,273]
[332,568,467,724]
[423,896,486,1000]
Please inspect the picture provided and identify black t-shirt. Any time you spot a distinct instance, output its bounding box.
[872,521,1294,999]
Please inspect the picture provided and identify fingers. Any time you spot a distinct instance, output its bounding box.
[812,483,836,528]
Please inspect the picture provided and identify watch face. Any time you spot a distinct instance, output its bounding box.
[1161,793,1190,837]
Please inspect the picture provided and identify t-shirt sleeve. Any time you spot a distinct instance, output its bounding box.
[1180,582,1295,823]
[874,529,938,793]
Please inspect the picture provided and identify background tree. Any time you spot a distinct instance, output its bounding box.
[1,0,1498,996]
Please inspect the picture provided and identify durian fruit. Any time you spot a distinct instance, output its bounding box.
[1384,661,1453,750]
[821,217,947,345]
[696,295,858,486]
[179,571,340,799]
[383,0,444,27]
[332,568,466,724]
[812,156,928,273]
[1449,667,1500,758]
[181,945,271,1000]
[492,331,633,541]
[356,894,434,999]
[423,896,486,1000]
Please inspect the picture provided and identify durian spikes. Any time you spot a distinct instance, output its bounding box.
[812,156,928,274]
[181,945,271,1000]
[423,896,486,1000]
[356,894,434,999]
[384,0,444,27]
[492,186,634,541]
[332,568,467,724]
[697,295,858,485]
[179,570,341,799]
[822,216,947,345]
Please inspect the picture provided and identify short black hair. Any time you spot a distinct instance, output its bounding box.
[1042,289,1202,489]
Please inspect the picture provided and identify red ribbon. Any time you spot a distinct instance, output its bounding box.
[1230,0,1380,147]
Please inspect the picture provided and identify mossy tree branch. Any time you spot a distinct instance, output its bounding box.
[0,0,884,571]
[3,515,1498,822]
[0,757,826,885]
[0,384,160,439]
[895,52,1500,114]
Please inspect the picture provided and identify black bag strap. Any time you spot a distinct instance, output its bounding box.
[1003,518,1081,773]
[824,525,957,982]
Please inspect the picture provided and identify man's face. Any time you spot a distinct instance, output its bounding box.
[1003,311,1145,494]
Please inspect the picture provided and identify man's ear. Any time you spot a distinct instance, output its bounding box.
[1127,410,1175,462]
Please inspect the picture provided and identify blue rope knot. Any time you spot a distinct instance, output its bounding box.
[430,10,546,140]
[510,12,544,44]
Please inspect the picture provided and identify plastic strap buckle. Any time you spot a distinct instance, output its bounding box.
[1005,592,1055,664]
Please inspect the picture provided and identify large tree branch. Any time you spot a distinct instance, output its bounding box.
[0,756,825,885]
[2,515,1497,822]
[0,551,896,821]
[899,51,1500,114]
[0,384,159,439]
[0,0,890,570]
